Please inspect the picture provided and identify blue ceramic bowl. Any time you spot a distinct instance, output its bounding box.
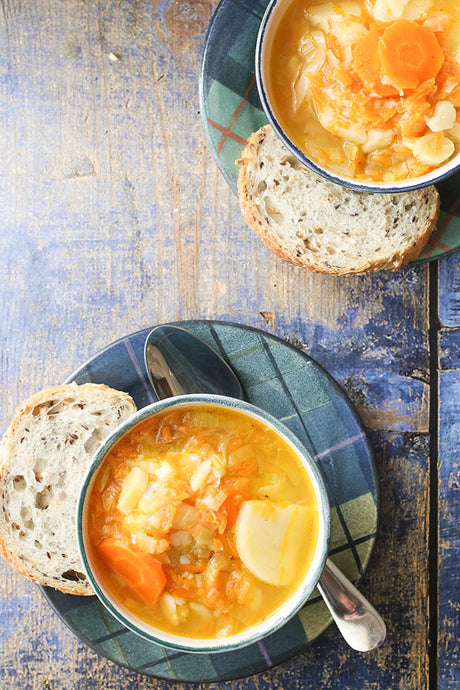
[77,394,330,654]
[256,0,460,193]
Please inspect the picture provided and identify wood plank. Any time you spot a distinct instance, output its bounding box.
[437,252,460,689]
[438,252,460,328]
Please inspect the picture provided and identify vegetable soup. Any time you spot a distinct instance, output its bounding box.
[87,404,320,639]
[267,0,460,182]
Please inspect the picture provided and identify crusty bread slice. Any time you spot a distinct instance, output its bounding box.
[237,125,440,274]
[0,383,136,595]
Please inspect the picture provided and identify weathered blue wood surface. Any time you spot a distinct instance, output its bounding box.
[437,251,460,690]
[0,1,457,688]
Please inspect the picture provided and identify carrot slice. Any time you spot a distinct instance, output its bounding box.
[178,560,207,573]
[223,493,245,530]
[353,27,399,97]
[378,19,444,91]
[169,586,196,598]
[98,537,166,604]
[160,424,173,442]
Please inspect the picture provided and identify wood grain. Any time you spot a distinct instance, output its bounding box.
[0,1,456,688]
[437,252,460,690]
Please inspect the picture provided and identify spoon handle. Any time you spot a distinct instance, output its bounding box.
[317,558,386,652]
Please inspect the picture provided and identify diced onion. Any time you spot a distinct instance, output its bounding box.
[190,459,212,492]
[299,30,326,74]
[159,593,179,626]
[170,530,193,547]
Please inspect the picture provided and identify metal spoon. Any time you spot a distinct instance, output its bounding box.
[144,325,243,400]
[144,325,386,652]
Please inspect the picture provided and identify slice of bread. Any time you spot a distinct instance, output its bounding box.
[0,383,137,595]
[237,125,440,274]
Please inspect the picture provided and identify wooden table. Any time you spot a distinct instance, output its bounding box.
[0,1,458,688]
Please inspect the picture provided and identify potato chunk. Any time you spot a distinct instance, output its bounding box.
[235,500,309,585]
[405,133,455,165]
[426,102,456,133]
[117,466,149,515]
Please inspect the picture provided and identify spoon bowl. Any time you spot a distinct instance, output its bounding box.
[145,325,243,400]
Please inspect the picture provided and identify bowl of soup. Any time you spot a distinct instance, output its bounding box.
[77,394,330,653]
[256,0,460,192]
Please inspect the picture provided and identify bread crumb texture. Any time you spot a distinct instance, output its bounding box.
[0,383,136,594]
[237,125,440,274]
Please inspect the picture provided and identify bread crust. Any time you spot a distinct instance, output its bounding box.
[0,383,137,594]
[237,125,440,274]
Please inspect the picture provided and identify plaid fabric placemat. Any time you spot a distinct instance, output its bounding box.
[199,0,460,263]
[42,321,379,682]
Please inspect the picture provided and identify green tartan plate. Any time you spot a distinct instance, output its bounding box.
[41,321,379,683]
[199,0,460,263]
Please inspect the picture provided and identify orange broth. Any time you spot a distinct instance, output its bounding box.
[87,405,320,639]
[268,0,460,182]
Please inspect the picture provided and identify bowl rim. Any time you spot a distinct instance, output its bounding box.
[255,0,460,194]
[76,393,331,654]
